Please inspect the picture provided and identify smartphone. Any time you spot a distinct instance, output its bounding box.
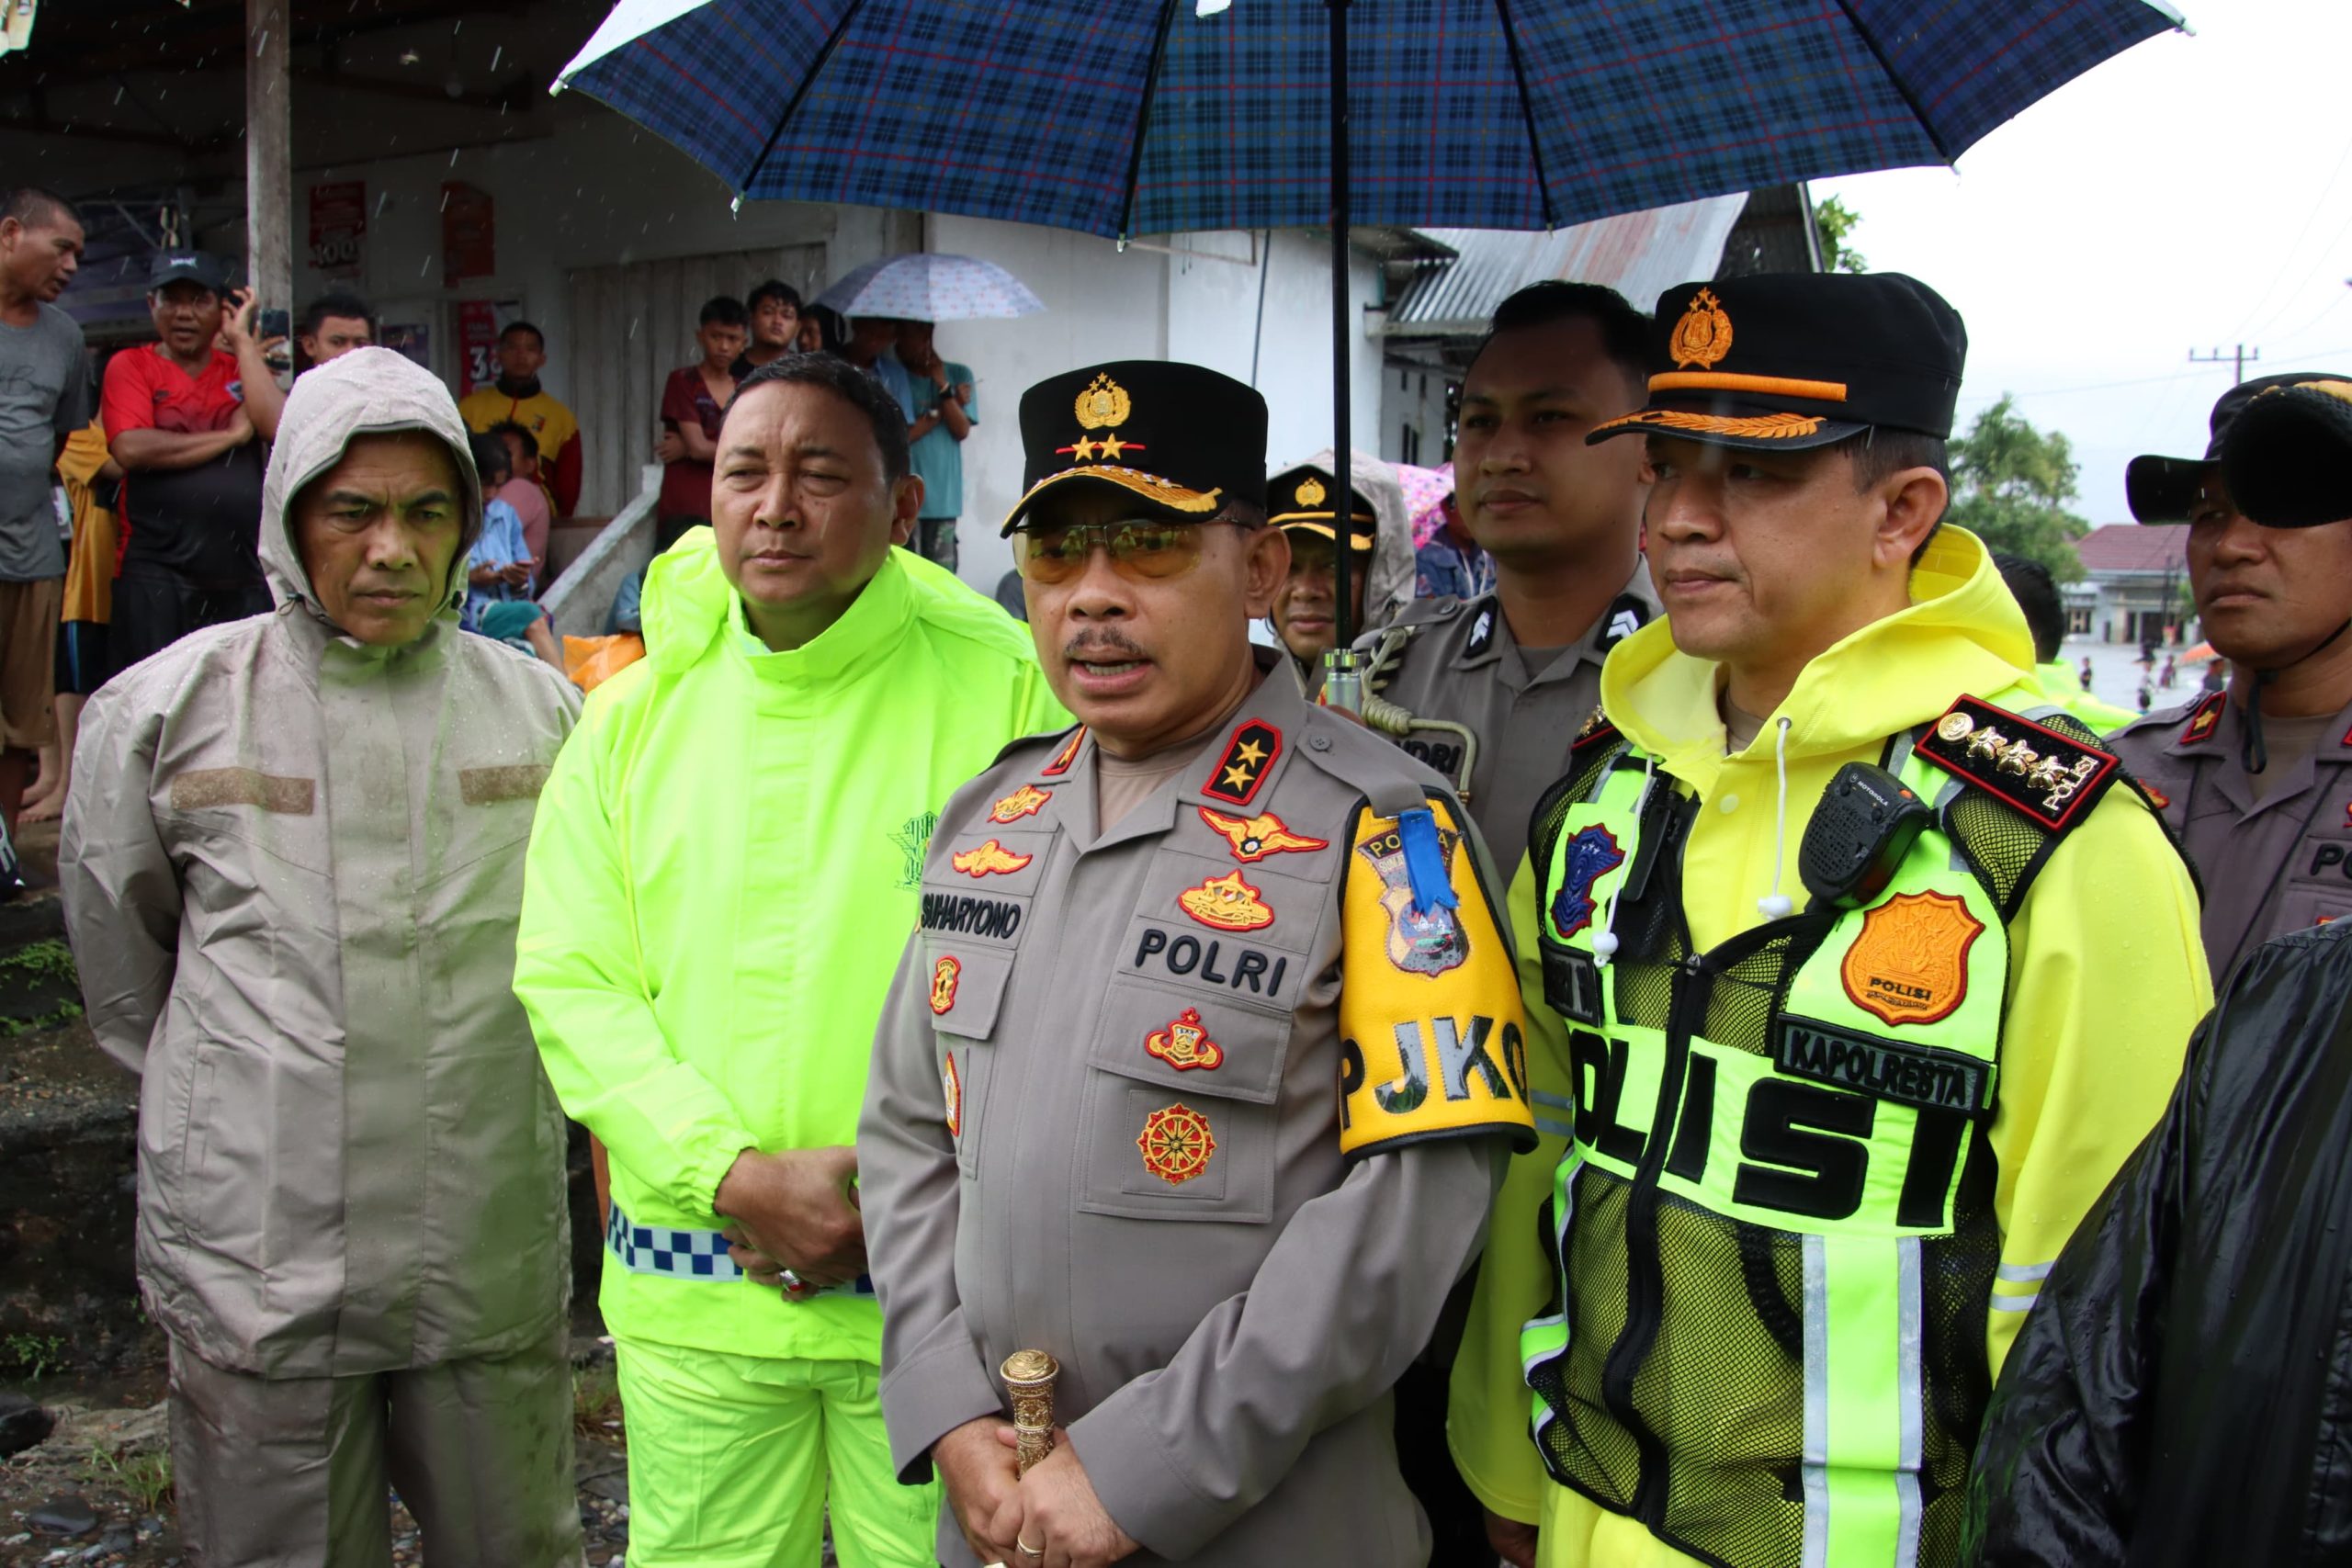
[258,308,291,340]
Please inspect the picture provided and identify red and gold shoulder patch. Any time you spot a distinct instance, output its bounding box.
[929,955,962,1015]
[951,840,1033,877]
[2181,693,2224,746]
[2144,784,2172,810]
[1145,1008,1225,1072]
[942,1051,963,1135]
[1916,695,2119,831]
[1198,807,1329,863]
[1571,705,1620,751]
[1841,890,1984,1028]
[1137,1102,1217,1184]
[990,784,1053,824]
[1202,720,1282,807]
[1177,871,1275,931]
[1040,727,1086,777]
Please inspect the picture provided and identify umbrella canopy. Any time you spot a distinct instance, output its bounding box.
[560,0,2187,241]
[815,253,1046,323]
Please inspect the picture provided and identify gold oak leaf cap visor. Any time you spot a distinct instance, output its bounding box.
[2129,371,2352,525]
[1588,271,1967,453]
[1267,462,1375,550]
[1001,359,1270,535]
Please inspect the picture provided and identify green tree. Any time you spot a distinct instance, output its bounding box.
[1945,395,2090,583]
[1815,194,1870,274]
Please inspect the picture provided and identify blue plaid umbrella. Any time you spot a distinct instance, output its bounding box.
[559,0,2187,684]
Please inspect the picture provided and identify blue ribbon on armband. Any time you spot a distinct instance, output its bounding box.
[1397,806,1459,918]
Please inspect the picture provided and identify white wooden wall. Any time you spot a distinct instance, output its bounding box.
[566,243,828,516]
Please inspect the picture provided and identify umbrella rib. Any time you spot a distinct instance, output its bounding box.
[737,0,874,197]
[1824,0,1953,164]
[1114,0,1184,243]
[1490,0,1560,230]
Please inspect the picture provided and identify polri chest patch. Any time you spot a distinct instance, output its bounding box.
[943,1051,963,1136]
[930,955,963,1015]
[1198,807,1329,863]
[1137,1103,1217,1184]
[991,785,1053,823]
[1178,871,1276,931]
[1145,1008,1225,1072]
[1840,890,1983,1027]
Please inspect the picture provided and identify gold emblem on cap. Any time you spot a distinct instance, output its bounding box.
[1074,374,1133,431]
[1295,475,1327,509]
[1669,287,1735,371]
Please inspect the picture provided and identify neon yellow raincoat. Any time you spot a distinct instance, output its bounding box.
[516,532,1068,1362]
[1448,528,2211,1568]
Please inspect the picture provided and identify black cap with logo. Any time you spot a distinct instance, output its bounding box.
[1589,272,1967,452]
[1001,360,1268,535]
[2130,372,2352,525]
[1266,462,1374,552]
[148,251,237,295]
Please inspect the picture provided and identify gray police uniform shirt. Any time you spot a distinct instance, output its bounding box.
[0,301,88,581]
[859,660,1535,1566]
[2110,689,2352,980]
[1356,558,1657,879]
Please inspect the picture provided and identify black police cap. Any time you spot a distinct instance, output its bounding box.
[1001,360,1267,535]
[2127,371,2352,523]
[1267,462,1374,552]
[1589,272,1966,451]
[2217,379,2352,529]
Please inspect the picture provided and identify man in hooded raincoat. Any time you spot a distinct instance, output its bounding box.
[61,346,585,1566]
[514,354,1068,1567]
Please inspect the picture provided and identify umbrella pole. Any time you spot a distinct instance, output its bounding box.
[1323,0,1363,715]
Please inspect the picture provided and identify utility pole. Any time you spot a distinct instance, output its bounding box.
[246,0,291,324]
[2189,344,2260,384]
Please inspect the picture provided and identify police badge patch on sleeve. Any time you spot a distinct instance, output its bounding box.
[1336,796,1537,1158]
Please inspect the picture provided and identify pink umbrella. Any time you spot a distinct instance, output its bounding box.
[1397,462,1453,547]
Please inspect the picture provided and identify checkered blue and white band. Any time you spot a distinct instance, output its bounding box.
[604,1203,874,1294]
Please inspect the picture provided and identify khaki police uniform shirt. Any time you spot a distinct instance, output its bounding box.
[2110,689,2352,981]
[859,659,1533,1566]
[1357,559,1657,878]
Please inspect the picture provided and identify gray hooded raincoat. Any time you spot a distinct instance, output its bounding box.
[62,347,582,1380]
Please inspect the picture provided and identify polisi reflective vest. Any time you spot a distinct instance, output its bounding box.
[1519,694,2163,1568]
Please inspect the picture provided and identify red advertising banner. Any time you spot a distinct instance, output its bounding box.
[457,301,501,396]
[441,181,495,286]
[307,180,367,278]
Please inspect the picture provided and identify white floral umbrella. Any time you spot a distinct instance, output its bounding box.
[814,254,1045,324]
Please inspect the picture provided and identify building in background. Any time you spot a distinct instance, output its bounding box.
[2071,523,2192,647]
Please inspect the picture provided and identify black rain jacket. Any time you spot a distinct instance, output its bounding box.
[1965,920,2352,1566]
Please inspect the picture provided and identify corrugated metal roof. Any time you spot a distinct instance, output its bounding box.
[2076,524,2189,575]
[1383,194,1748,336]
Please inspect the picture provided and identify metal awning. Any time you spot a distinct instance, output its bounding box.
[1383,193,1749,337]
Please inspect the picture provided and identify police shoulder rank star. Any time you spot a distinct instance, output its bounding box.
[2180,693,2224,747]
[1917,696,2119,831]
[1201,720,1282,807]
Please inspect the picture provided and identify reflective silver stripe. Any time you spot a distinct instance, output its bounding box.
[1990,1288,2041,1312]
[1521,1157,1582,1382]
[1802,1234,1829,1568]
[1895,1238,1925,1568]
[1534,1115,1576,1139]
[1532,1089,1576,1111]
[1996,1260,2054,1284]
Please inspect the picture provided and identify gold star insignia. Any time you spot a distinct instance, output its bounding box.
[1234,739,1268,767]
[1097,434,1127,458]
[1069,436,1098,461]
[1222,763,1254,790]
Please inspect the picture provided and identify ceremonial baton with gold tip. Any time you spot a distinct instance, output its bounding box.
[985,1350,1061,1568]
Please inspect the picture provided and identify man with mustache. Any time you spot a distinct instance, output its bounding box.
[515,353,1067,1566]
[2107,373,2352,981]
[1453,273,2210,1568]
[62,348,585,1564]
[859,360,1534,1568]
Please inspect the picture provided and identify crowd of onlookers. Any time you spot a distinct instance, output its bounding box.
[0,183,1014,855]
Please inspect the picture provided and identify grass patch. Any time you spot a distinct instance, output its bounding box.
[0,940,78,984]
[80,1445,174,1513]
[574,1363,625,1445]
[1,1331,65,1382]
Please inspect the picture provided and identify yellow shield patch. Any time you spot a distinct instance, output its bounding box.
[1841,890,1984,1027]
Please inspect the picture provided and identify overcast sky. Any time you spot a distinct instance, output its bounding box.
[1814,0,2352,527]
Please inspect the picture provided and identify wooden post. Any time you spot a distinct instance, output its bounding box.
[245,0,291,316]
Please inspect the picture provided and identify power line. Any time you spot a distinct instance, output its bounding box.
[2189,343,2262,384]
